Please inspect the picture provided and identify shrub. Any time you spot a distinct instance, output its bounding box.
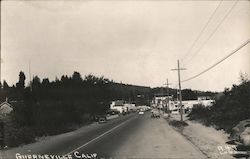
[169,120,188,129]
[188,104,211,122]
[6,123,35,147]
[188,79,250,133]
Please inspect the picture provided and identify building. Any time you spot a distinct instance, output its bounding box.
[110,100,136,113]
[124,103,136,111]
[152,95,173,109]
[169,98,215,113]
[197,96,212,101]
[152,94,215,114]
[0,99,13,116]
[0,99,13,148]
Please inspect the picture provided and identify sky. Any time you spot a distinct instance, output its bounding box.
[1,0,250,91]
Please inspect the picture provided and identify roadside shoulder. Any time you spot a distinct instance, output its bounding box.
[165,115,234,159]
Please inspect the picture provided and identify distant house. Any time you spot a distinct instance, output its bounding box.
[0,99,13,147]
[168,96,215,114]
[0,100,13,116]
[173,98,215,111]
[110,100,126,113]
[197,96,211,101]
[124,103,136,111]
[110,100,136,113]
[153,95,173,108]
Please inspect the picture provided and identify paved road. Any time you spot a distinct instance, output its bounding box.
[1,112,207,159]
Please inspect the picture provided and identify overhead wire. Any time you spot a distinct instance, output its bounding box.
[181,39,250,83]
[180,0,223,64]
[167,1,222,90]
[182,0,239,67]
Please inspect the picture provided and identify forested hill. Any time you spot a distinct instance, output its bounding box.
[0,72,151,102]
[0,71,218,106]
[151,87,218,100]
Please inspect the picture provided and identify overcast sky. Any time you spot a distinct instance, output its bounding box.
[1,0,250,91]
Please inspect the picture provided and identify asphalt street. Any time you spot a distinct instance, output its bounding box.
[1,112,207,159]
[68,112,206,159]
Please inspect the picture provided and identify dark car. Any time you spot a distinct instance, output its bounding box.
[230,119,250,146]
[98,117,107,124]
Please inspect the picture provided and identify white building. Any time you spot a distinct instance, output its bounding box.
[152,94,215,114]
[110,100,136,113]
[153,95,173,109]
[0,100,13,116]
[124,103,136,111]
[169,99,215,111]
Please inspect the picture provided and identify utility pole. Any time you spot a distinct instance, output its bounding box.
[29,60,32,92]
[0,51,1,89]
[163,79,171,116]
[161,86,164,114]
[171,60,186,121]
[0,43,1,88]
[0,1,1,89]
[166,79,171,117]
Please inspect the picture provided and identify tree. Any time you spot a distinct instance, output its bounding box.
[3,80,9,90]
[61,75,69,83]
[32,76,41,91]
[239,72,249,84]
[42,78,50,86]
[223,87,230,95]
[72,72,82,82]
[16,71,26,89]
[182,89,197,100]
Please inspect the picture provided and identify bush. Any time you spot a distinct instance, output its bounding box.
[6,123,35,147]
[169,120,188,129]
[188,104,211,122]
[188,79,250,133]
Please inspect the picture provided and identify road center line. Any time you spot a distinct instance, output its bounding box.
[64,116,135,156]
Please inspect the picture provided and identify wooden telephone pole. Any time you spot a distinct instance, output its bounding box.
[29,60,32,92]
[171,60,186,121]
[164,79,171,117]
[166,79,172,117]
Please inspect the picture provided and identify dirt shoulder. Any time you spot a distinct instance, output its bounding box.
[165,114,235,159]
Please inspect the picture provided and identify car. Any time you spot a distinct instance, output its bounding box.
[151,110,160,118]
[230,119,250,146]
[138,111,144,115]
[98,117,107,124]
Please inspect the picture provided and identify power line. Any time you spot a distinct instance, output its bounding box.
[182,0,239,67]
[182,39,250,83]
[181,0,223,63]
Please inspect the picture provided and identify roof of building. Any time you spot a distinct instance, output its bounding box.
[0,101,12,108]
[114,100,124,106]
[0,101,13,115]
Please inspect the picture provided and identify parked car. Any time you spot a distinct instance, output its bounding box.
[230,119,250,146]
[98,117,107,124]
